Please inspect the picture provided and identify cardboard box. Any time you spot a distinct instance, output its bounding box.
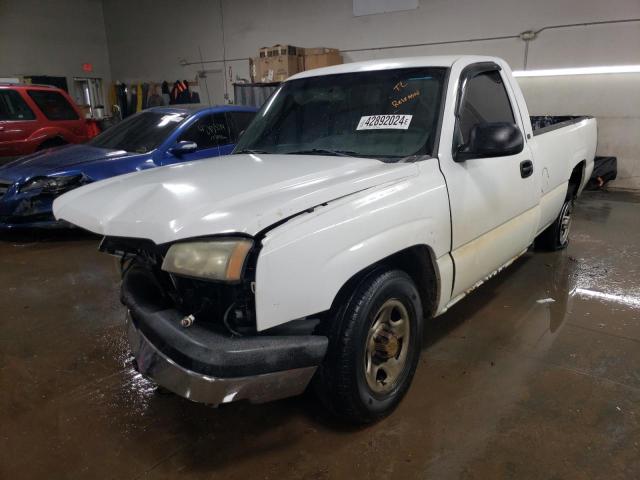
[304,47,339,56]
[259,44,302,58]
[254,55,300,83]
[250,57,258,82]
[304,48,342,71]
[252,45,341,81]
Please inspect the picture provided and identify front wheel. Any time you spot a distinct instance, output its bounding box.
[535,197,574,251]
[314,269,424,424]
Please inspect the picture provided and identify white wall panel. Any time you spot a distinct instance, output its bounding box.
[0,0,111,91]
[353,0,418,17]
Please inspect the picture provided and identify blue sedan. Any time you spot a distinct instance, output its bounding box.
[0,104,257,229]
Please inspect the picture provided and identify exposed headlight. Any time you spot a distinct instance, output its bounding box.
[161,238,254,282]
[21,175,85,194]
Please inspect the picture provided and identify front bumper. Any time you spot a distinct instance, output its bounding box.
[123,266,328,406]
[0,192,59,229]
[0,217,73,230]
[127,314,319,406]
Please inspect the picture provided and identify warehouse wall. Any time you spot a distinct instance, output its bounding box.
[100,0,640,188]
[0,0,111,96]
[519,75,640,190]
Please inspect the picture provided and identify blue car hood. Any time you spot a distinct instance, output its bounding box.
[0,144,139,183]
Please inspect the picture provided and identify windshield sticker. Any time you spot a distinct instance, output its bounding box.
[357,115,412,130]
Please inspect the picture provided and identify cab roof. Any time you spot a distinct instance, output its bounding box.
[287,55,502,81]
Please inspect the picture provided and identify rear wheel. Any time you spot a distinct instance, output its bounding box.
[535,187,575,251]
[314,269,423,424]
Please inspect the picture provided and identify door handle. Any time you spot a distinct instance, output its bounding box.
[520,160,533,178]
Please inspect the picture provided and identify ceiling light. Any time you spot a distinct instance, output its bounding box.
[513,65,640,77]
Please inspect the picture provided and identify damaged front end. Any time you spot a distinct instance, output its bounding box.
[0,175,89,228]
[101,236,328,406]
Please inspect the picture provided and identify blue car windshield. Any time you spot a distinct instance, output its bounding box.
[234,67,447,161]
[90,111,187,153]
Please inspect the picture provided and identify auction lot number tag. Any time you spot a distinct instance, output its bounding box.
[357,114,412,130]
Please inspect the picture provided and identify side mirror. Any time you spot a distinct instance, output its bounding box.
[455,122,524,161]
[169,140,198,156]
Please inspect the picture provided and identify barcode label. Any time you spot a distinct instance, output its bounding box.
[357,115,412,130]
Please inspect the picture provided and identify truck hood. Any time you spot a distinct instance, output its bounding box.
[53,153,418,244]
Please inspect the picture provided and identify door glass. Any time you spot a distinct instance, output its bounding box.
[0,90,36,120]
[457,71,515,146]
[228,111,256,142]
[90,111,186,153]
[27,90,79,120]
[179,113,231,149]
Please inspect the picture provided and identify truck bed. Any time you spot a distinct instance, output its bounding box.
[530,116,592,136]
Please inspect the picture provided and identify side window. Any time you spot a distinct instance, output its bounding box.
[457,70,515,146]
[27,90,79,120]
[227,111,256,142]
[179,113,231,150]
[0,90,36,121]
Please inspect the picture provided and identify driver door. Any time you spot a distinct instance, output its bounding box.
[438,63,538,299]
[162,113,234,165]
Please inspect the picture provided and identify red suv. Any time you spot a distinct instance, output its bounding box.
[0,84,90,158]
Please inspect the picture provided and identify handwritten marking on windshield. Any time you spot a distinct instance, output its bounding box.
[393,81,408,92]
[391,90,421,109]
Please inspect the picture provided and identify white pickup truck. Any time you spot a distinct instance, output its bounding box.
[54,55,596,423]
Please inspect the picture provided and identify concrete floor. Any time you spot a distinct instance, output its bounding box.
[1,190,639,480]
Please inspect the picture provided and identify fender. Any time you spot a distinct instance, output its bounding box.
[27,125,77,145]
[254,159,451,331]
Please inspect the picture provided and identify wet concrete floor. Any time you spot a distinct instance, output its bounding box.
[1,190,639,479]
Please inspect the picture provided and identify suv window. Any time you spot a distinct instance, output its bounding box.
[179,113,231,149]
[457,70,515,146]
[227,111,256,142]
[27,90,79,121]
[0,90,36,121]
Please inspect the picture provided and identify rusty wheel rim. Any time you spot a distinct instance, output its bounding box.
[364,299,411,394]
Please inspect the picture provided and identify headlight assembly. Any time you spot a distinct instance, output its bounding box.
[161,238,254,282]
[20,175,85,194]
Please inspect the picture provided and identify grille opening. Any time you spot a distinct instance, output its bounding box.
[103,236,257,335]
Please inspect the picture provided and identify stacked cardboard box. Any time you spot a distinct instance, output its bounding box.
[252,44,303,83]
[250,45,343,83]
[303,47,342,71]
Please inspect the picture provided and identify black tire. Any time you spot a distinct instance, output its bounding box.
[37,138,67,151]
[535,186,576,251]
[314,269,423,424]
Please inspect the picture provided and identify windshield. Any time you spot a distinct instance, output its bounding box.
[234,67,447,161]
[90,111,187,153]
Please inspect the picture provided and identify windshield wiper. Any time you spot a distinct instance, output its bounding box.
[234,149,270,154]
[284,148,360,157]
